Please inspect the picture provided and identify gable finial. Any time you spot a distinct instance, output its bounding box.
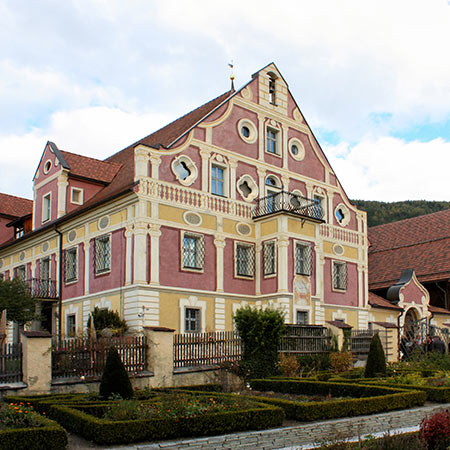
[228,60,235,91]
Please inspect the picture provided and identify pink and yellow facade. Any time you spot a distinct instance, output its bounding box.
[0,63,370,336]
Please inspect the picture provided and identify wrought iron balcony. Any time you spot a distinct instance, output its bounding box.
[26,278,59,300]
[252,191,324,221]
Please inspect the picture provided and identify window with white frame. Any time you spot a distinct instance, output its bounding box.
[15,265,26,281]
[71,187,84,205]
[211,164,226,196]
[95,235,111,274]
[295,242,312,276]
[313,195,324,220]
[235,242,255,278]
[42,193,51,223]
[333,261,347,291]
[185,308,200,333]
[263,240,276,276]
[266,128,279,154]
[64,247,78,282]
[296,311,309,325]
[66,314,76,336]
[182,233,204,271]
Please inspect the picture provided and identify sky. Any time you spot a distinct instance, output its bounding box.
[1,0,449,202]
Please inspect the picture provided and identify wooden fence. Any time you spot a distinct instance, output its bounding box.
[173,331,242,369]
[52,336,147,379]
[279,325,333,354]
[0,343,22,384]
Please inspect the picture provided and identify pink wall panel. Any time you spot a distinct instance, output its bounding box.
[260,241,278,295]
[63,243,85,299]
[223,238,255,295]
[89,229,126,294]
[323,258,358,307]
[159,226,216,291]
[35,178,58,226]
[66,179,103,214]
[401,281,424,304]
[0,217,14,244]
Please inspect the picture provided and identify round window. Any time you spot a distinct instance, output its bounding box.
[242,126,250,138]
[237,119,257,144]
[291,145,299,155]
[43,160,52,174]
[288,138,305,161]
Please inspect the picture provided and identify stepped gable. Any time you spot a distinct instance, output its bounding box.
[0,193,33,219]
[368,209,450,289]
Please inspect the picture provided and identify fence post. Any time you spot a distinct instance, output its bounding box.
[21,331,52,394]
[143,326,175,387]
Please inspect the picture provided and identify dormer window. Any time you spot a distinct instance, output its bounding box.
[15,225,24,239]
[268,74,276,104]
[71,187,84,205]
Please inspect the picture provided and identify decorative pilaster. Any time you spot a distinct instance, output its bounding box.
[277,235,290,293]
[214,235,226,292]
[255,243,262,295]
[57,171,69,218]
[134,147,149,180]
[150,154,161,179]
[258,115,265,161]
[125,228,133,285]
[200,149,210,192]
[257,168,266,199]
[149,224,161,286]
[229,158,238,200]
[282,125,289,170]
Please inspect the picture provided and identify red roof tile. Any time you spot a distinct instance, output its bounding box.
[368,292,403,311]
[0,193,33,219]
[369,210,450,289]
[428,305,450,315]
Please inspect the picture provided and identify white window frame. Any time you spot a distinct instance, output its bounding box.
[181,232,205,272]
[66,313,76,337]
[71,187,84,205]
[42,192,52,223]
[235,241,255,279]
[266,127,280,155]
[332,260,347,291]
[210,163,228,197]
[295,241,313,276]
[263,240,276,277]
[171,155,198,186]
[184,307,201,333]
[313,194,325,221]
[296,310,309,325]
[94,234,111,275]
[64,246,78,283]
[179,296,206,333]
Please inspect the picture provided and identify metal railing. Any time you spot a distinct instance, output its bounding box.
[279,325,332,354]
[0,343,22,384]
[253,191,324,220]
[52,336,147,379]
[173,331,242,369]
[26,278,58,299]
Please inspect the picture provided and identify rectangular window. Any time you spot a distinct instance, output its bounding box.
[42,193,51,223]
[211,164,225,196]
[66,314,76,337]
[313,195,324,219]
[40,258,50,296]
[182,233,204,270]
[15,226,24,239]
[236,243,255,278]
[185,308,200,333]
[296,311,308,325]
[263,241,276,276]
[15,265,26,281]
[295,243,312,276]
[95,235,111,274]
[71,187,84,205]
[333,261,347,290]
[64,247,78,282]
[266,128,278,154]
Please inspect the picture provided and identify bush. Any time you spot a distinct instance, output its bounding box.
[420,410,450,450]
[99,346,133,399]
[234,306,285,379]
[364,333,386,378]
[297,354,331,373]
[330,351,353,374]
[319,432,426,449]
[278,354,300,377]
[90,307,128,336]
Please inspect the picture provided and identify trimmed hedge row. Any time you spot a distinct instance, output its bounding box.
[6,393,284,445]
[0,417,68,450]
[248,379,426,422]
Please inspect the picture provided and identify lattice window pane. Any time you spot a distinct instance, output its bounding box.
[182,234,204,270]
[15,265,26,281]
[64,248,77,282]
[185,308,200,332]
[236,243,255,277]
[296,311,309,325]
[95,235,111,274]
[263,241,276,276]
[295,243,312,276]
[333,262,347,290]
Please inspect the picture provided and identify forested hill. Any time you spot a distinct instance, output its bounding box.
[350,200,450,227]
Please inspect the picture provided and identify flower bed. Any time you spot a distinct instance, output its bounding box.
[0,401,68,450]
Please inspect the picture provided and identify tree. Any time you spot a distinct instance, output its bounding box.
[90,307,128,337]
[234,306,286,380]
[99,346,133,399]
[0,279,37,325]
[364,332,387,378]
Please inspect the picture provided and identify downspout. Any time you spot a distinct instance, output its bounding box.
[54,225,63,342]
[397,307,405,360]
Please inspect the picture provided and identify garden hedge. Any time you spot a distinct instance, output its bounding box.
[0,417,68,450]
[247,379,426,421]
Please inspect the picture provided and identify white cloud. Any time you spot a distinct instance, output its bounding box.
[326,137,450,201]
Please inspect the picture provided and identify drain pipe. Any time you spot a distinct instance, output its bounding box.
[397,307,405,360]
[54,225,63,342]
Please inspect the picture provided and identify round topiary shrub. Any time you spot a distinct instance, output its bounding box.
[364,332,387,378]
[99,346,133,399]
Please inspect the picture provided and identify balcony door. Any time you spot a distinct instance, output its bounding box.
[40,258,50,297]
[265,175,282,213]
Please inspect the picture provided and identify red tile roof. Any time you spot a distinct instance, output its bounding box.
[0,193,33,219]
[369,210,450,289]
[60,151,121,184]
[368,292,402,311]
[428,305,450,316]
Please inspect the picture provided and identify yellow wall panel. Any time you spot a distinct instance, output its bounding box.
[323,241,359,260]
[288,219,315,237]
[260,220,277,236]
[159,205,185,224]
[89,221,98,234]
[201,214,217,230]
[110,210,125,226]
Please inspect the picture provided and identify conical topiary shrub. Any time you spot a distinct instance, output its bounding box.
[99,346,133,399]
[364,332,387,378]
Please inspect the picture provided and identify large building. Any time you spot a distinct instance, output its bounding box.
[0,63,371,337]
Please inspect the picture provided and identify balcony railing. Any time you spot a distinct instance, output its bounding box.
[253,191,324,220]
[26,278,58,299]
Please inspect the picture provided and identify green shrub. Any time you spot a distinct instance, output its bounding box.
[364,333,386,378]
[99,346,133,399]
[319,432,426,449]
[297,354,331,373]
[90,307,128,336]
[234,306,285,379]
